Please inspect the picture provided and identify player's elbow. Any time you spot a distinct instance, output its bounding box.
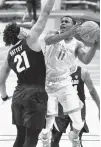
[45,39,50,45]
[45,38,53,45]
[81,59,90,64]
[79,53,91,64]
[84,60,90,64]
[82,56,92,64]
[45,40,52,45]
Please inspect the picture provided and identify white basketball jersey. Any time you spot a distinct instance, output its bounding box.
[40,36,79,94]
[44,38,78,78]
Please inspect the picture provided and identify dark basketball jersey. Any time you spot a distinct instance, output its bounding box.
[7,39,46,87]
[71,66,85,102]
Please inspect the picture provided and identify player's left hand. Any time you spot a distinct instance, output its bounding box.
[1,95,9,101]
[94,32,100,50]
[81,33,100,48]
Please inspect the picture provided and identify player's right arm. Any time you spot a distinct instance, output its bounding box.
[0,58,11,99]
[76,36,100,64]
[17,20,34,29]
[45,24,80,45]
[26,0,56,51]
[81,68,100,119]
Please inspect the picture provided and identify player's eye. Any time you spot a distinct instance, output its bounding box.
[61,20,68,23]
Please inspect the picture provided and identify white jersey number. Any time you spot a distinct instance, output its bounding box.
[14,51,30,73]
[57,50,66,60]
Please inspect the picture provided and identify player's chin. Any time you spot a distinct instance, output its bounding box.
[60,28,65,34]
[60,30,64,34]
[74,33,94,47]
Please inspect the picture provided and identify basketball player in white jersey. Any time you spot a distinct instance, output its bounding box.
[40,16,100,147]
[51,66,100,147]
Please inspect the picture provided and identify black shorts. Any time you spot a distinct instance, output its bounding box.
[12,85,48,129]
[55,102,89,133]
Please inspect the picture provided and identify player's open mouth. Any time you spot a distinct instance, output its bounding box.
[60,25,66,29]
[60,26,66,32]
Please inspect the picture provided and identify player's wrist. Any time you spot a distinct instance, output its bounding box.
[1,95,9,101]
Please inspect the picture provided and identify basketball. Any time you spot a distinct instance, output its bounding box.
[75,21,100,43]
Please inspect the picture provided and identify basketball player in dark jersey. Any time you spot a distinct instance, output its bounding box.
[51,66,100,147]
[0,0,56,147]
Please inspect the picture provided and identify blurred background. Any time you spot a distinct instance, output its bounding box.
[0,0,100,24]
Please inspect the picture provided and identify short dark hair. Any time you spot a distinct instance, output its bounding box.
[3,22,20,46]
[61,16,76,25]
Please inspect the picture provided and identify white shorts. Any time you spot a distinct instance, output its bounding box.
[46,80,83,116]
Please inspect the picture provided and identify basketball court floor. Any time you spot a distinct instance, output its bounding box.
[0,21,100,147]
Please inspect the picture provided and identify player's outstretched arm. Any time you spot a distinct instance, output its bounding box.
[45,30,71,45]
[17,20,35,29]
[77,37,100,64]
[0,58,11,100]
[27,0,56,45]
[45,24,80,45]
[82,68,100,119]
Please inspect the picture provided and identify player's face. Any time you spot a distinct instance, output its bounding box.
[18,28,28,39]
[60,17,74,33]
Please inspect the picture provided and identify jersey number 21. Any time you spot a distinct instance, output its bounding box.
[14,51,30,73]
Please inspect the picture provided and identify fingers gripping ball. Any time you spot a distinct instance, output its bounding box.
[75,21,100,43]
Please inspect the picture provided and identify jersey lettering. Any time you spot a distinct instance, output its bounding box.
[14,51,30,73]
